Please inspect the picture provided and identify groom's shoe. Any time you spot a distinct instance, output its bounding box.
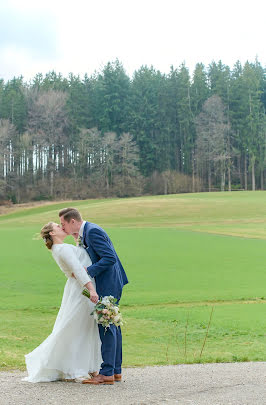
[114,374,122,382]
[82,374,114,385]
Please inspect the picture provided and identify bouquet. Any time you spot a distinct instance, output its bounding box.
[82,290,123,331]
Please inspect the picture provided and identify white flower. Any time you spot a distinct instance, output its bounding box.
[101,297,110,306]
[87,294,122,330]
[77,236,86,248]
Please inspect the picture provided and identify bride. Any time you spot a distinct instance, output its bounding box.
[23,222,102,383]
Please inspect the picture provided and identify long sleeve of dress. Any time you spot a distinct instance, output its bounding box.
[58,245,92,287]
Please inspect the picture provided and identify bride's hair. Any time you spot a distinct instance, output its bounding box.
[40,222,54,250]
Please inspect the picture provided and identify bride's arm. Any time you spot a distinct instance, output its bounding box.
[59,246,98,302]
[83,281,98,303]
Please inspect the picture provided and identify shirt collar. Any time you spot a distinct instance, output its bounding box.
[79,221,86,238]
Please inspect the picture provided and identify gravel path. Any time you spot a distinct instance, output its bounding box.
[0,362,265,405]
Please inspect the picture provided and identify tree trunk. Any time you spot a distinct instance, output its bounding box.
[244,153,248,190]
[228,162,231,191]
[252,164,255,191]
[261,168,264,190]
[208,162,211,192]
[251,155,256,191]
[192,149,195,193]
[238,155,242,188]
[50,170,54,197]
[164,176,168,195]
[221,162,225,192]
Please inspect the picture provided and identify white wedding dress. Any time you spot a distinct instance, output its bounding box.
[23,243,102,383]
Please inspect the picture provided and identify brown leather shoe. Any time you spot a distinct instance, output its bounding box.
[82,374,114,385]
[114,374,122,382]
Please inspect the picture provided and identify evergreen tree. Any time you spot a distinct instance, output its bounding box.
[229,61,247,188]
[175,63,194,174]
[1,77,27,133]
[191,63,209,116]
[92,60,130,135]
[0,58,266,201]
[242,61,265,190]
[0,79,4,119]
[164,66,180,172]
[66,74,93,139]
[129,65,168,175]
[40,71,69,92]
[190,63,210,190]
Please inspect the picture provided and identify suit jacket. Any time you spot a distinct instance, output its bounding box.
[82,222,128,299]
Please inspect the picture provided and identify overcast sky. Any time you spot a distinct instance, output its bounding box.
[0,0,265,81]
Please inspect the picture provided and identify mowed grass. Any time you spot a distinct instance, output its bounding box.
[0,191,266,369]
[3,191,266,238]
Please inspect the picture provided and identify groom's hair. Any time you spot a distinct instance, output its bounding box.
[59,207,82,222]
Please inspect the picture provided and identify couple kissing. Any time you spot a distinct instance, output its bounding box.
[23,208,128,385]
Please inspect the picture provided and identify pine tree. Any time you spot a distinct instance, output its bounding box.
[242,61,265,190]
[92,60,130,135]
[191,63,209,116]
[129,65,168,176]
[1,77,27,133]
[175,63,194,175]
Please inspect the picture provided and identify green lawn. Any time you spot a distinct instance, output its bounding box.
[0,191,266,369]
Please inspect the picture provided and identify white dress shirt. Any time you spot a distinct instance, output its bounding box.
[79,221,86,239]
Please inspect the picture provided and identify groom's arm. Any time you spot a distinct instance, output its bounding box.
[86,228,116,278]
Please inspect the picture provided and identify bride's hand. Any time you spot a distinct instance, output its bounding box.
[88,289,99,304]
[84,282,98,303]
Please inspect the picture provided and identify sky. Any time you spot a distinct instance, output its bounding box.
[0,0,265,81]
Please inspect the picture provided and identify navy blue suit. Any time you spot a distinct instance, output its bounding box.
[82,222,128,376]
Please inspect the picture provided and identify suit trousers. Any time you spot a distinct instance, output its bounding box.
[98,324,122,376]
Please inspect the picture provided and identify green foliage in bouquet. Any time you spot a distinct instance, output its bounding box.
[82,290,123,331]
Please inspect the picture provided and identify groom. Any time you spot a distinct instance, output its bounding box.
[59,207,128,385]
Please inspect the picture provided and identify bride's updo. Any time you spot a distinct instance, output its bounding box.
[40,222,54,250]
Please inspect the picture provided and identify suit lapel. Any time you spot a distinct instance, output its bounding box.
[82,221,89,248]
[83,222,97,264]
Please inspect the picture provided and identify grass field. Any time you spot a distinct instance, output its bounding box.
[0,191,266,370]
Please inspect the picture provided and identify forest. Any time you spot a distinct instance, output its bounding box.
[0,58,265,203]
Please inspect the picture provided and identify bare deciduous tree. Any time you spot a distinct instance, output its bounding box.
[0,119,17,201]
[196,95,230,191]
[27,90,69,196]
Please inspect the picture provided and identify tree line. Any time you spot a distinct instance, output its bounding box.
[0,58,265,203]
